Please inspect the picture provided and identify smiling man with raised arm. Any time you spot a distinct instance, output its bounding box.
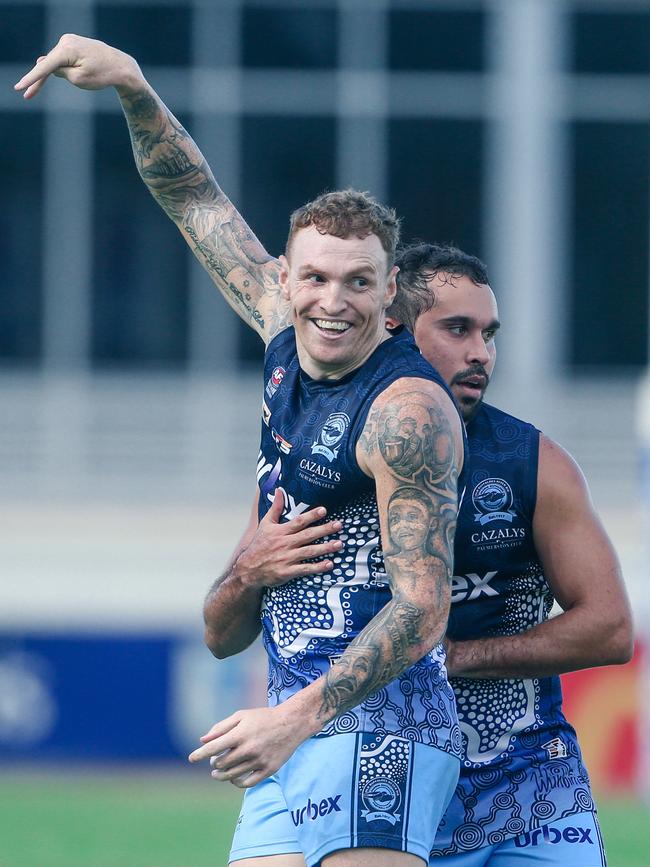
[206,242,633,867]
[17,36,468,866]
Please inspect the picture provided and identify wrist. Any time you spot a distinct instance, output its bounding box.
[283,688,326,739]
[230,552,265,591]
[114,56,147,98]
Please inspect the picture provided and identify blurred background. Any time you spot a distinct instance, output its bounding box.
[1,0,649,864]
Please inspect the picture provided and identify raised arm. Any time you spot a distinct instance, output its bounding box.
[15,34,289,342]
[204,489,343,659]
[189,377,464,785]
[445,434,634,679]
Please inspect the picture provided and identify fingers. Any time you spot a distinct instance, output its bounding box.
[189,731,237,763]
[21,77,49,100]
[262,498,344,548]
[294,541,342,562]
[292,520,343,546]
[192,713,239,748]
[283,505,328,533]
[15,46,72,95]
[280,560,335,580]
[211,762,256,782]
[206,740,268,786]
[270,537,345,580]
[210,764,255,788]
[212,758,268,789]
[265,488,284,524]
[264,494,329,531]
[233,769,268,788]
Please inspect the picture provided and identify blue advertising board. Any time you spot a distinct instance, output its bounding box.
[0,633,266,762]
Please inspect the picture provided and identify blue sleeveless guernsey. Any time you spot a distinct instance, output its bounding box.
[431,402,595,856]
[256,325,466,758]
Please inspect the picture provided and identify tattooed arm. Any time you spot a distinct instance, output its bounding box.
[15,34,289,342]
[301,375,464,727]
[188,377,464,787]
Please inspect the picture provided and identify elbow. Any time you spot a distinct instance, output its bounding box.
[204,626,235,660]
[203,622,260,659]
[602,615,635,666]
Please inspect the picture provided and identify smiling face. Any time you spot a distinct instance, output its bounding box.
[411,273,499,421]
[279,226,398,380]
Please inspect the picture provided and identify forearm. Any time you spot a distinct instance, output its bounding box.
[446,605,633,679]
[290,588,449,735]
[117,81,280,334]
[203,566,263,659]
[117,83,223,224]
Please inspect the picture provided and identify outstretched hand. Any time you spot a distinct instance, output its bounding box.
[235,489,343,589]
[14,33,142,101]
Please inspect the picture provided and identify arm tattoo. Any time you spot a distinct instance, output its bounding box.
[317,388,459,724]
[372,390,459,569]
[319,599,424,720]
[118,87,287,336]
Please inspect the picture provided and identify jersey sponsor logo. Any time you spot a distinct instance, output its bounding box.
[472,478,517,525]
[513,823,594,848]
[470,527,526,545]
[311,412,350,462]
[257,453,311,519]
[271,427,292,454]
[290,794,341,827]
[265,365,286,399]
[276,486,311,520]
[299,458,341,483]
[451,571,499,603]
[542,737,568,759]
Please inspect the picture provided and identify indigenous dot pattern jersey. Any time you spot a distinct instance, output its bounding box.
[257,326,465,757]
[431,402,595,857]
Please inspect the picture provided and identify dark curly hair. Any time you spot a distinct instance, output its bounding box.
[389,243,490,330]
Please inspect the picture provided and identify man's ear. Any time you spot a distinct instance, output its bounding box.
[279,255,290,300]
[384,264,399,308]
[385,315,401,330]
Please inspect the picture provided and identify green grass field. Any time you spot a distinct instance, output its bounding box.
[0,771,648,866]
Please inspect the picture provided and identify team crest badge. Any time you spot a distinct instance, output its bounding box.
[311,412,350,462]
[360,778,402,826]
[357,735,410,828]
[472,478,517,525]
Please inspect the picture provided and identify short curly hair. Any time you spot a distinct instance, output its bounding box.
[286,189,400,265]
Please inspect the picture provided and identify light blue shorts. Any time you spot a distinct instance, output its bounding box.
[229,732,460,866]
[429,811,606,866]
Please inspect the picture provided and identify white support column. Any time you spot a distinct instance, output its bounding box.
[188,0,242,372]
[484,0,568,407]
[42,0,94,370]
[336,0,388,201]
